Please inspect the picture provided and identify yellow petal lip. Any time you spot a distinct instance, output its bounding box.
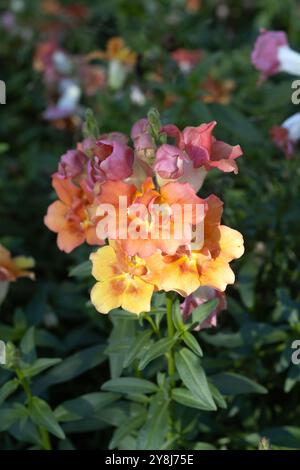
[121,276,154,314]
[90,245,120,282]
[90,276,126,314]
[219,226,244,261]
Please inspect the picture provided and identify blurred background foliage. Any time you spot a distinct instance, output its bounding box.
[0,0,300,450]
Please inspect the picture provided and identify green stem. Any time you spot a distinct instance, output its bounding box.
[39,426,52,450]
[16,369,52,450]
[145,314,160,336]
[166,293,175,386]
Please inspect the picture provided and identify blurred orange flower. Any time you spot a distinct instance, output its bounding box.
[0,245,35,282]
[200,76,235,105]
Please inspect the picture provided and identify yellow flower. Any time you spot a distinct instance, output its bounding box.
[90,242,159,315]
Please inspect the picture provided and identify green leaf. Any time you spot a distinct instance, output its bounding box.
[34,345,105,392]
[20,326,36,363]
[104,339,130,354]
[123,330,153,368]
[108,317,136,378]
[175,348,216,410]
[0,143,9,154]
[172,387,216,411]
[136,392,170,450]
[210,104,264,143]
[182,331,203,357]
[102,377,158,395]
[69,261,92,278]
[208,382,227,409]
[30,397,65,440]
[193,442,217,450]
[21,358,62,378]
[189,299,218,327]
[109,412,146,449]
[172,300,185,332]
[138,337,177,370]
[210,372,267,395]
[0,404,28,431]
[237,256,260,309]
[0,379,19,406]
[284,365,300,393]
[55,392,120,422]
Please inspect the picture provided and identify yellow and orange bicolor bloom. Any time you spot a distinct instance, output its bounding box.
[90,241,160,314]
[146,195,244,296]
[87,37,137,67]
[44,177,104,253]
[0,244,35,282]
[102,37,137,66]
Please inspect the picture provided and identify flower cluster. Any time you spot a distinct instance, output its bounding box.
[45,110,244,320]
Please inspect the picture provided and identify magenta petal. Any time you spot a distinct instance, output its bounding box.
[100,141,134,180]
[56,149,87,179]
[251,30,288,80]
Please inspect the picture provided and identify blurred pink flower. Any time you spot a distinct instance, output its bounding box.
[171,48,203,73]
[270,112,300,157]
[181,286,227,331]
[251,30,300,81]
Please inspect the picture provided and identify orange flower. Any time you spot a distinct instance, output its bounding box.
[90,241,159,314]
[0,244,35,282]
[44,177,104,253]
[96,177,207,258]
[147,195,244,296]
[94,37,137,66]
[200,76,235,105]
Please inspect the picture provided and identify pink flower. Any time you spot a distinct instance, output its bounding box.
[154,144,187,179]
[131,118,155,152]
[251,30,288,81]
[87,140,133,188]
[181,287,227,331]
[55,149,87,179]
[270,126,294,158]
[100,132,129,144]
[171,48,203,73]
[156,121,242,189]
[270,112,300,158]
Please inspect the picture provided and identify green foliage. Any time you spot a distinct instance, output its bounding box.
[1,0,300,451]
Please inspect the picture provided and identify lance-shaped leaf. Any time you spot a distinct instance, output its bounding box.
[175,348,216,410]
[102,377,158,395]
